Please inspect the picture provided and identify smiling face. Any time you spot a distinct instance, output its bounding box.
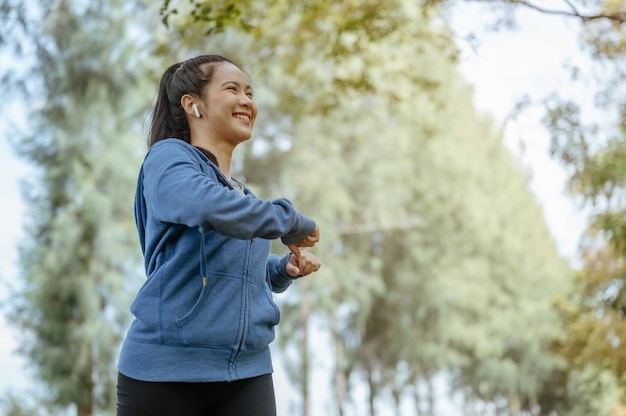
[200,62,257,146]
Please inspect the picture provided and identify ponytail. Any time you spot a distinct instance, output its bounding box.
[147,55,237,165]
[149,62,184,147]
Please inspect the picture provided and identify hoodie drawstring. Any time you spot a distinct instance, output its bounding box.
[200,234,207,287]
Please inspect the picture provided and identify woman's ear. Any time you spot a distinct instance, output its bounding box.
[181,94,200,118]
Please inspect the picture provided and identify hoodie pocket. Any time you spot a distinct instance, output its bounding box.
[244,281,280,350]
[176,272,243,348]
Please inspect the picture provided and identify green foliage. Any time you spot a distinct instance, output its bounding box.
[158,0,448,110]
[162,1,576,414]
[1,0,156,414]
[434,0,626,412]
[5,0,620,413]
[161,0,254,34]
[548,3,626,409]
[544,64,626,407]
[545,229,626,412]
[0,393,43,416]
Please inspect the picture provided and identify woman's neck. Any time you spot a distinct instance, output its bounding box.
[192,139,234,178]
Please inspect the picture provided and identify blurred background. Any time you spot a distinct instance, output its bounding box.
[1,0,625,415]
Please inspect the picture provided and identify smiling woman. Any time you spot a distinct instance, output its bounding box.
[182,60,257,175]
[116,55,321,416]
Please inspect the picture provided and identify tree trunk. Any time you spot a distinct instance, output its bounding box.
[300,291,311,416]
[425,374,435,416]
[413,377,423,416]
[508,391,520,416]
[367,368,376,416]
[77,343,93,416]
[387,368,399,416]
[363,341,377,416]
[77,408,92,416]
[333,318,347,416]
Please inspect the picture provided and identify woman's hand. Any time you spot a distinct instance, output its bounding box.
[286,249,321,277]
[287,225,320,258]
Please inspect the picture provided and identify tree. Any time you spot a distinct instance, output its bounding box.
[459,1,626,411]
[544,226,626,415]
[0,0,156,414]
[466,0,626,24]
[158,2,581,416]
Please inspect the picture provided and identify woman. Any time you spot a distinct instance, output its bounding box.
[116,54,321,416]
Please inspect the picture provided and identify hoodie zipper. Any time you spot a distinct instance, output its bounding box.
[228,238,254,380]
[196,146,251,380]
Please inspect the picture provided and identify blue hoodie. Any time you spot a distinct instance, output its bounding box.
[117,139,316,382]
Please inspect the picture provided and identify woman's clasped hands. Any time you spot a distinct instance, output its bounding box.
[286,225,321,277]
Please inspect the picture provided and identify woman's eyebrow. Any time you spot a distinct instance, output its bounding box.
[221,80,252,90]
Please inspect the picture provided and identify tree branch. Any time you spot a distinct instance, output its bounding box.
[336,217,424,235]
[471,0,626,24]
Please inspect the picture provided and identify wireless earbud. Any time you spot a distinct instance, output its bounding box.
[192,103,200,118]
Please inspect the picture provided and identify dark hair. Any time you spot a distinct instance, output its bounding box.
[148,54,237,164]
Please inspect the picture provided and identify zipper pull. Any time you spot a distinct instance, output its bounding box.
[202,276,207,287]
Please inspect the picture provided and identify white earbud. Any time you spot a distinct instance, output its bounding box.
[192,103,200,118]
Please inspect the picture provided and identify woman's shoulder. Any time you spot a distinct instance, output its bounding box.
[147,138,201,160]
[144,138,220,179]
[151,138,194,152]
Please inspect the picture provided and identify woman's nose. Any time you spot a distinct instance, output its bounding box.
[240,94,253,107]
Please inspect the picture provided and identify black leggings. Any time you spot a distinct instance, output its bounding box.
[116,372,277,416]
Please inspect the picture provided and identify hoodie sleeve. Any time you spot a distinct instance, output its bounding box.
[266,254,296,293]
[142,140,316,243]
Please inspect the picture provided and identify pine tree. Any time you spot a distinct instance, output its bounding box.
[1,0,157,414]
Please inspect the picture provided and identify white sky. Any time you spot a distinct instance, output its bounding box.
[0,110,33,399]
[0,2,592,414]
[451,2,589,266]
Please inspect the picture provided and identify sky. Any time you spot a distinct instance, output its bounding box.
[451,2,589,266]
[0,1,593,414]
[0,110,32,397]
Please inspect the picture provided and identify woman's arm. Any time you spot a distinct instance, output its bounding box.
[143,140,316,241]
